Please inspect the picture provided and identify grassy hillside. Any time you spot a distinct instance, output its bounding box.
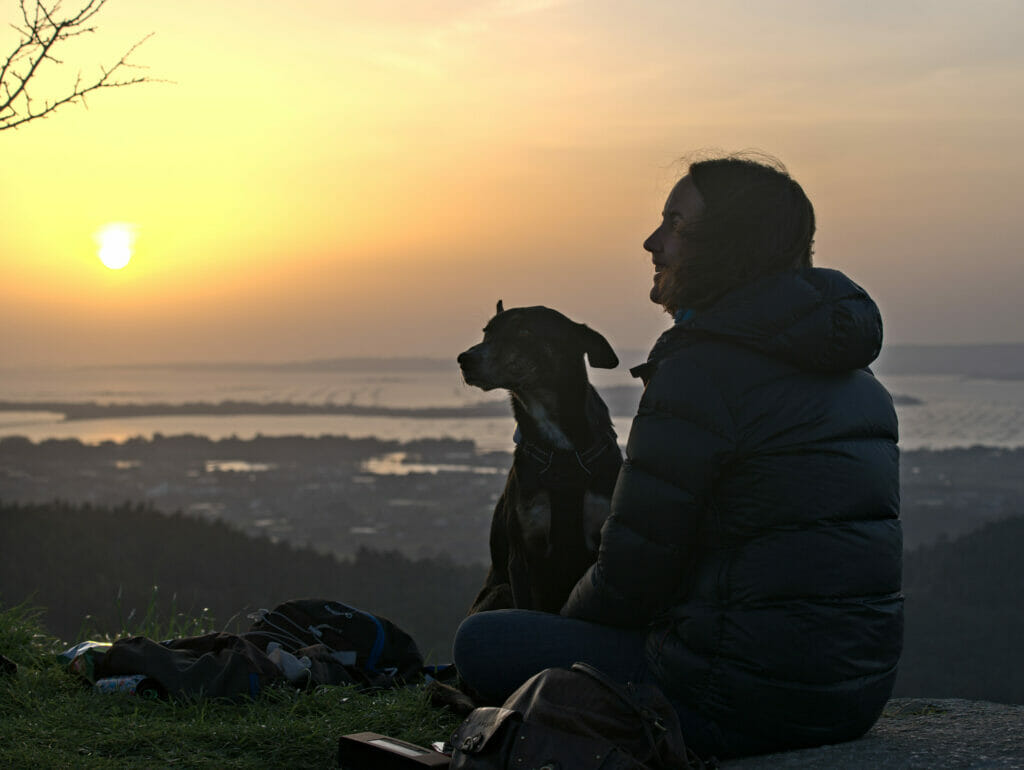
[0,603,461,769]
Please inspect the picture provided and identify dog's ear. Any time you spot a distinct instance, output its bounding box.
[496,299,504,314]
[576,324,618,369]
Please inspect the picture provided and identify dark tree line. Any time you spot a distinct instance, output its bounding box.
[0,500,485,661]
[895,515,1024,704]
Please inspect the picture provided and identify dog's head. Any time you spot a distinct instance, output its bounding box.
[458,300,618,392]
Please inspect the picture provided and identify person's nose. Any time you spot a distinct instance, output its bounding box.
[643,226,660,254]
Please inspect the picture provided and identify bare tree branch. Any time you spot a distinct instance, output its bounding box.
[1,0,155,132]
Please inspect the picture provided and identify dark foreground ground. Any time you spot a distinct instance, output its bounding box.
[726,699,1024,769]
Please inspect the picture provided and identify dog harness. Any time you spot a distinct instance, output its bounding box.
[513,425,620,489]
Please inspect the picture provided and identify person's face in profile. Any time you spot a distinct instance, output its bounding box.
[643,175,705,310]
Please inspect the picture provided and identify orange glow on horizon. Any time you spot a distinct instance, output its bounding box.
[2,0,1022,365]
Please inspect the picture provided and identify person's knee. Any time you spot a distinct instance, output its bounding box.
[452,612,492,681]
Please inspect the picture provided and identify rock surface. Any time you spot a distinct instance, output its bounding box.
[723,698,1024,769]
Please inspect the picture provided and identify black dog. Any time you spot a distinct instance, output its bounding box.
[458,301,623,614]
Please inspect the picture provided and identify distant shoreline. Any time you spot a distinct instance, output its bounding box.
[0,387,923,422]
[0,399,512,421]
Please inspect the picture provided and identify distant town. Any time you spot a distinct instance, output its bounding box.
[2,433,1021,563]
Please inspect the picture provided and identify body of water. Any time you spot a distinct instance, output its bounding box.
[0,364,1022,451]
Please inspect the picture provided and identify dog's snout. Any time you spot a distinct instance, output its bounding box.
[459,343,496,390]
[459,343,487,368]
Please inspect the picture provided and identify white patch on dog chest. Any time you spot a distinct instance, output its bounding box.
[583,492,611,551]
[518,398,572,450]
[516,491,610,553]
[516,492,551,550]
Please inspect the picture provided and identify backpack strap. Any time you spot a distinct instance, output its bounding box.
[570,663,718,770]
[450,707,521,755]
[245,608,313,651]
[570,663,669,749]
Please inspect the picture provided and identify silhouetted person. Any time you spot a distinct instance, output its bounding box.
[454,153,902,759]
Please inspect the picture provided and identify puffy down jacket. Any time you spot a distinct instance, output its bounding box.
[563,267,902,752]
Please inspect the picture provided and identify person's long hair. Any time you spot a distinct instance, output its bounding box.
[661,152,816,312]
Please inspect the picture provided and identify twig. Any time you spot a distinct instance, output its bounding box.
[0,0,156,131]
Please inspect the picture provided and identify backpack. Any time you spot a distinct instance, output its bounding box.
[449,662,711,769]
[244,599,423,687]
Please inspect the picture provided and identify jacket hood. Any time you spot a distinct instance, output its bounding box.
[647,268,883,374]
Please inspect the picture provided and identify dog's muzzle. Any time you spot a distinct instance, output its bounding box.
[458,346,495,389]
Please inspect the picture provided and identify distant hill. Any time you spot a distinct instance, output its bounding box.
[267,344,1024,381]
[70,357,458,373]
[0,383,647,422]
[13,343,1019,380]
[876,344,1024,380]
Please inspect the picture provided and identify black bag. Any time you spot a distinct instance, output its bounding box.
[244,599,423,687]
[93,632,283,702]
[449,662,709,769]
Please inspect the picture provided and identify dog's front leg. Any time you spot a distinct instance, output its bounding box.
[468,488,516,615]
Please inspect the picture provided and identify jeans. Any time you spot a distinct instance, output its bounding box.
[452,609,753,759]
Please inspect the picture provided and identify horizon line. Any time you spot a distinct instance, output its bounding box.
[3,341,1024,371]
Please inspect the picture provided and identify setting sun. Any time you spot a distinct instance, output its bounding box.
[95,223,136,270]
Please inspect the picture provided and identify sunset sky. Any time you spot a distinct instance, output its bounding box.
[2,0,1022,366]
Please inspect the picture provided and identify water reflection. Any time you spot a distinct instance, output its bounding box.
[205,460,276,473]
[362,452,504,476]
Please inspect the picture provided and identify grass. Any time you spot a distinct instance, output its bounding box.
[0,602,463,769]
